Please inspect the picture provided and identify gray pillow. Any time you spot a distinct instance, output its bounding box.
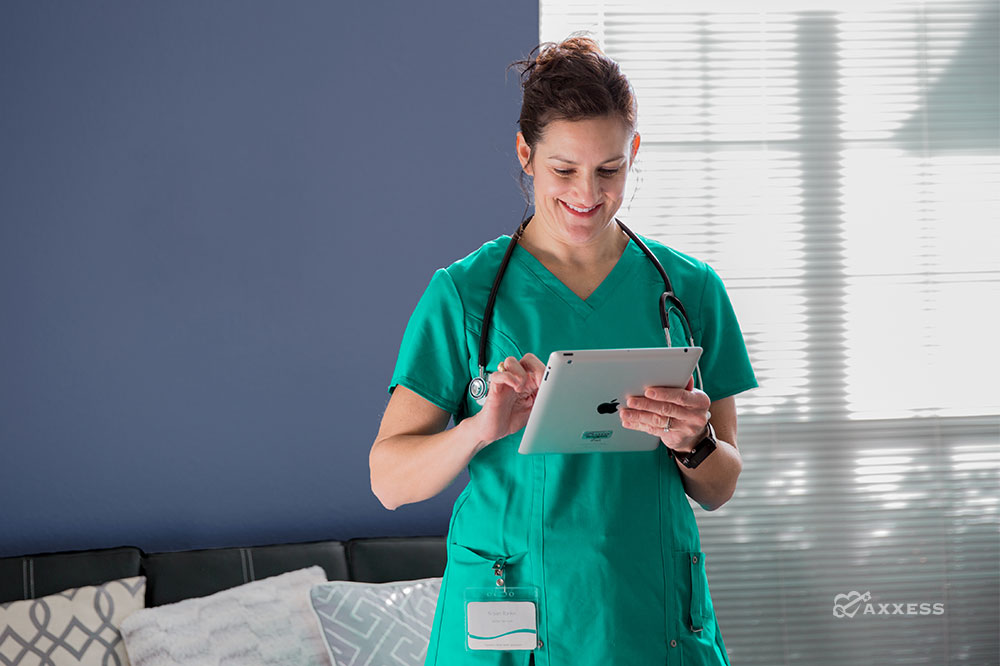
[309,578,441,666]
[0,576,145,666]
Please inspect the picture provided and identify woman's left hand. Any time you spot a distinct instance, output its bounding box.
[618,376,712,454]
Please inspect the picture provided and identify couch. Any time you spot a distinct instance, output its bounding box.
[0,536,447,665]
[0,536,446,607]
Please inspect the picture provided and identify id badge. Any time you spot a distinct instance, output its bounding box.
[465,586,539,651]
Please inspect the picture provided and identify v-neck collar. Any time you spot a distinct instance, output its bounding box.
[511,237,640,319]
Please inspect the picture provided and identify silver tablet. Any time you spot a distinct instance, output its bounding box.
[517,347,703,455]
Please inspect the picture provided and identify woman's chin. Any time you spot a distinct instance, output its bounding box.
[558,214,617,242]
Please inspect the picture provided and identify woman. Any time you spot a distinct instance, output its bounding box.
[370,36,756,666]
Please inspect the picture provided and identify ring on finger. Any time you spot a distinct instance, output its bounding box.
[662,416,671,433]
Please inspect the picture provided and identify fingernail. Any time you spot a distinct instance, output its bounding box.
[644,388,656,398]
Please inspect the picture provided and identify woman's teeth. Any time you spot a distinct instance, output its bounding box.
[562,201,600,214]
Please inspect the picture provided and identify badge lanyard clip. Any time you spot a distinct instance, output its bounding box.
[493,557,507,592]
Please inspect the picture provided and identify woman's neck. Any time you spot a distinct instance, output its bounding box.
[518,215,630,270]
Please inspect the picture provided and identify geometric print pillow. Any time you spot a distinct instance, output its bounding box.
[0,576,146,666]
[309,578,441,666]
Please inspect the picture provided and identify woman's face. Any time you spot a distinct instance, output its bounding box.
[517,115,639,247]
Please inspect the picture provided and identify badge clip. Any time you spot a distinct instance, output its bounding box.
[493,557,507,591]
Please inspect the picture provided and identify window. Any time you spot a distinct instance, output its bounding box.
[541,1,999,663]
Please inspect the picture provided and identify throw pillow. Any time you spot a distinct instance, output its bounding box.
[119,565,329,666]
[309,577,441,666]
[0,575,146,666]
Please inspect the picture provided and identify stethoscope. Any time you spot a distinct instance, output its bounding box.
[469,215,703,405]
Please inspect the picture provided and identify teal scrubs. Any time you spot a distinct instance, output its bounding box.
[388,233,757,666]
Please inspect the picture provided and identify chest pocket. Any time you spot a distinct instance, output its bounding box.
[462,317,525,417]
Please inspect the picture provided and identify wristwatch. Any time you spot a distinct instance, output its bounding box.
[674,422,717,469]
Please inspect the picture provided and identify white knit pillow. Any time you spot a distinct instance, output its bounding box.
[0,576,145,666]
[119,566,329,666]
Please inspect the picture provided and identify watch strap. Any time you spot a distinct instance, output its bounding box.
[675,422,717,469]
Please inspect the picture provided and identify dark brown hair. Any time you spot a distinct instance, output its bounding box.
[508,34,639,208]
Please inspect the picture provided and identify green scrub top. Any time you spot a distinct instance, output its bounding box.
[388,233,757,666]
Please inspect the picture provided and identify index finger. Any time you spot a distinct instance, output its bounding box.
[519,352,547,377]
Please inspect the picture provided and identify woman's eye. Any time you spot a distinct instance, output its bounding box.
[554,168,621,177]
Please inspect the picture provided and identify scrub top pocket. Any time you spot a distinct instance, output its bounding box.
[450,544,530,588]
[432,544,534,666]
[671,550,731,666]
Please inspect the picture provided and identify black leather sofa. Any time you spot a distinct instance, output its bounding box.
[0,536,447,607]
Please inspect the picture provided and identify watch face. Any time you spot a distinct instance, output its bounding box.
[684,435,717,469]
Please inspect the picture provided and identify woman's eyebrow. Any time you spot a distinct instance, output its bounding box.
[547,154,626,164]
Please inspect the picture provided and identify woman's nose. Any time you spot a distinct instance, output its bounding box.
[571,174,600,204]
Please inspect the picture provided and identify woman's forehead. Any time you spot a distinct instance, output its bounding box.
[536,117,632,162]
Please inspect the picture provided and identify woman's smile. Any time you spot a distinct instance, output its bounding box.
[559,200,603,217]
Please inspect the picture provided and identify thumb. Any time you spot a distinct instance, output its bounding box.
[685,375,694,391]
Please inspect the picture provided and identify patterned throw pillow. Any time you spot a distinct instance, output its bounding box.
[309,578,441,666]
[0,576,146,666]
[119,566,329,666]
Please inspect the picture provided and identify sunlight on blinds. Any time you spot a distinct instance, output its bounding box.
[609,14,800,142]
[838,6,1000,418]
[841,152,1000,418]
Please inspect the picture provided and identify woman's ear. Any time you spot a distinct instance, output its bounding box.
[516,132,533,176]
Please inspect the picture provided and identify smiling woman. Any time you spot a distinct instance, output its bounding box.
[369,35,757,666]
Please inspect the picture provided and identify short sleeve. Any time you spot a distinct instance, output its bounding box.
[387,268,470,416]
[694,264,758,402]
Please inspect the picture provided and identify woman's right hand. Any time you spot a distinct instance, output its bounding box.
[470,353,546,449]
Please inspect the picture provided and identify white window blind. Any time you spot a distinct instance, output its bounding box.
[540,2,999,663]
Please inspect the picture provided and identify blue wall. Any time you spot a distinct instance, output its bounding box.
[0,1,538,557]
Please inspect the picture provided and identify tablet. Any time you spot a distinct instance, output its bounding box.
[517,347,703,455]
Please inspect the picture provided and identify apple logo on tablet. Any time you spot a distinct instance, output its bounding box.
[597,399,619,414]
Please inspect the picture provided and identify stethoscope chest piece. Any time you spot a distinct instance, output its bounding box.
[469,369,489,406]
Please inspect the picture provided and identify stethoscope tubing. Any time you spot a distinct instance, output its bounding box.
[469,216,701,404]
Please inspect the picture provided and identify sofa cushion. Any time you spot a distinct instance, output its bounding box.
[142,540,348,606]
[345,537,445,583]
[0,575,145,665]
[0,547,142,605]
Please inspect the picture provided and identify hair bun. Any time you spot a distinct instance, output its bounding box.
[513,34,605,88]
[539,35,604,61]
